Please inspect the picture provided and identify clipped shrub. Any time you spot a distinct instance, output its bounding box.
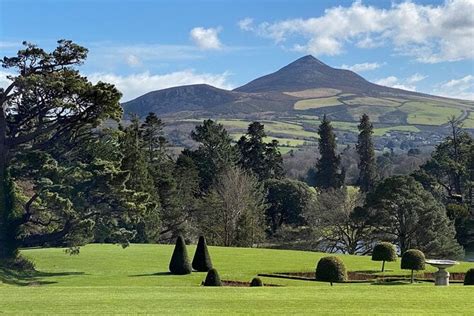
[401,249,425,283]
[372,242,397,272]
[169,236,192,275]
[203,268,222,286]
[250,277,263,287]
[464,268,474,285]
[192,236,213,272]
[315,256,347,286]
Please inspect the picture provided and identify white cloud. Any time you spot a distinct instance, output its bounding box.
[407,73,428,84]
[240,0,474,62]
[433,75,474,100]
[190,27,222,50]
[340,62,381,72]
[88,70,232,102]
[126,54,141,67]
[375,75,417,91]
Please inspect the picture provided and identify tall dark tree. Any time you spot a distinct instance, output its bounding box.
[237,122,284,181]
[356,114,376,192]
[0,40,123,259]
[312,115,344,189]
[192,236,213,272]
[189,120,237,192]
[140,112,166,164]
[168,235,192,275]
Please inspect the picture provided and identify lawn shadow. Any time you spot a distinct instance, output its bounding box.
[0,267,85,286]
[129,271,174,277]
[371,280,412,286]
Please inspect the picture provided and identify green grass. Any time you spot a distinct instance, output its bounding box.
[344,97,401,107]
[218,119,317,139]
[1,244,473,314]
[400,102,463,125]
[462,112,474,129]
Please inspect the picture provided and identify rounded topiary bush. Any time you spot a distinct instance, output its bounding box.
[203,268,222,286]
[169,235,192,275]
[401,249,425,283]
[192,236,213,272]
[250,277,263,287]
[315,256,347,286]
[372,242,397,272]
[464,268,474,285]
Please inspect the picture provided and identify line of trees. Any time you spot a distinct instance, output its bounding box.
[1,41,471,264]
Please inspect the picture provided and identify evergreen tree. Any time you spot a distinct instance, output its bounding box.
[356,114,376,192]
[313,115,344,189]
[169,235,192,275]
[192,236,213,272]
[237,122,283,181]
[189,120,237,192]
[203,268,222,286]
[141,112,167,164]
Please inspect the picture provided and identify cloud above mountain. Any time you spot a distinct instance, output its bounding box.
[190,27,223,50]
[239,0,474,63]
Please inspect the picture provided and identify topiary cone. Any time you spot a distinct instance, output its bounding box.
[250,277,263,287]
[192,236,213,272]
[203,268,222,286]
[464,268,474,285]
[169,235,192,275]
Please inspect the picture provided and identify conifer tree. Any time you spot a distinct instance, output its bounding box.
[313,115,344,189]
[203,268,222,286]
[169,235,192,275]
[192,236,213,272]
[356,114,376,192]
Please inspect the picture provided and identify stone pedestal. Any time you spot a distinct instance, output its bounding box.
[434,268,450,286]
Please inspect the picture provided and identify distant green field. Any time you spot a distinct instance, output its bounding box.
[399,102,463,125]
[344,97,401,107]
[462,112,474,129]
[294,96,342,110]
[1,245,473,314]
[218,119,317,139]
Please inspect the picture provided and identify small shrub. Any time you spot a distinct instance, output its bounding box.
[464,268,474,285]
[203,268,222,286]
[372,242,397,272]
[169,236,192,275]
[250,277,263,287]
[192,236,213,272]
[401,249,425,283]
[315,256,347,285]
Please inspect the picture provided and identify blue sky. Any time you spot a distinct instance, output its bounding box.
[1,0,473,101]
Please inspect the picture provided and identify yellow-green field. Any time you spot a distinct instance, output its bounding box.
[400,102,464,125]
[294,96,342,110]
[1,244,473,315]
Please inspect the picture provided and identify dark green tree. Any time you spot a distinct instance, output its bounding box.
[203,268,222,286]
[464,268,474,285]
[315,256,347,286]
[141,112,167,164]
[237,122,284,181]
[189,120,237,192]
[356,114,376,192]
[192,236,213,272]
[365,176,463,258]
[401,249,425,283]
[250,277,263,286]
[264,178,316,234]
[372,242,397,272]
[0,40,123,260]
[169,235,192,275]
[312,115,344,189]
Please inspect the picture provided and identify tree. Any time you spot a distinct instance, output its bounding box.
[140,112,166,164]
[306,188,374,255]
[372,242,397,272]
[198,167,267,247]
[264,178,316,234]
[315,256,347,286]
[365,176,463,258]
[312,115,344,189]
[189,120,237,192]
[401,249,425,283]
[0,40,122,259]
[356,114,376,192]
[192,236,213,272]
[203,268,222,286]
[237,122,284,181]
[169,235,192,275]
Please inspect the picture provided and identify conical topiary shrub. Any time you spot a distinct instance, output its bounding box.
[169,235,192,275]
[203,268,222,286]
[192,236,213,272]
[372,242,397,272]
[250,277,263,287]
[464,268,474,285]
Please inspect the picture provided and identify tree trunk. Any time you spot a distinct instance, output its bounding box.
[410,270,414,284]
[382,260,385,272]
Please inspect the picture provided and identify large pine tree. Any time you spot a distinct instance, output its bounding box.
[356,114,376,192]
[313,115,344,189]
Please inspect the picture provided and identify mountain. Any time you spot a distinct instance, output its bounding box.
[122,55,473,129]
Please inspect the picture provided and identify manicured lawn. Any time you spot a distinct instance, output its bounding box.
[1,244,473,314]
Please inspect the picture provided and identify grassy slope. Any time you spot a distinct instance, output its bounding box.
[1,244,473,314]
